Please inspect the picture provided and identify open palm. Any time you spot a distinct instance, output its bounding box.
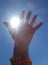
[4,11,42,57]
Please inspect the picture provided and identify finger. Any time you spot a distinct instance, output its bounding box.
[20,10,25,22]
[26,11,32,23]
[3,22,15,39]
[34,22,43,31]
[30,15,37,26]
[3,22,10,28]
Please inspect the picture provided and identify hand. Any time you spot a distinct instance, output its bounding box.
[4,11,42,56]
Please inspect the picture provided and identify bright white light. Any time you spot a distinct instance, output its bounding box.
[10,17,20,28]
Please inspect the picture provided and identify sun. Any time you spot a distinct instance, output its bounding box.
[10,16,20,29]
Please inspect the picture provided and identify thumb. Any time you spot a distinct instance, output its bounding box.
[3,22,15,40]
[3,22,10,28]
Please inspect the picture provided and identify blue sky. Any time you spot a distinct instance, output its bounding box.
[0,0,48,65]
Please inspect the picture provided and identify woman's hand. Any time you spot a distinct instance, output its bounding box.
[4,11,42,56]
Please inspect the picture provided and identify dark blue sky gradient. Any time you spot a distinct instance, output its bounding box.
[0,0,48,65]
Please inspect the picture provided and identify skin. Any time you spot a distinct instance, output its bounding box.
[4,10,42,58]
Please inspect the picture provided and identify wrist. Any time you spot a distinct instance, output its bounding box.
[13,42,29,57]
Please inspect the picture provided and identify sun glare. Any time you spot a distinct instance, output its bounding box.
[10,17,20,29]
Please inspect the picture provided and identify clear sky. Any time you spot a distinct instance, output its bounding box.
[0,0,48,65]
